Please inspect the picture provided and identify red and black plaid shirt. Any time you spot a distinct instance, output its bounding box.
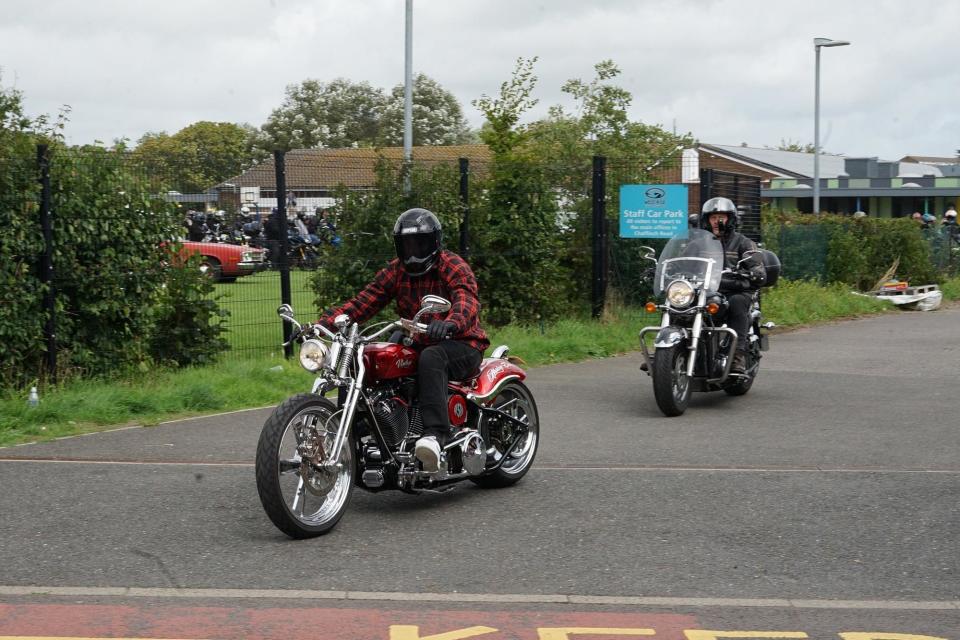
[319,250,489,353]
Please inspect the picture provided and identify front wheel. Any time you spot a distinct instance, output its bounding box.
[472,381,540,488]
[255,393,355,538]
[652,344,691,416]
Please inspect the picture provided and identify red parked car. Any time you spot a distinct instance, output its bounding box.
[177,241,267,282]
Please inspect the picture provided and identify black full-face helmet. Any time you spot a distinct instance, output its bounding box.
[700,197,739,236]
[393,208,442,275]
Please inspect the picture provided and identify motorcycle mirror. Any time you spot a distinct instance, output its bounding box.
[334,314,351,329]
[419,295,452,315]
[639,246,657,262]
[277,304,294,317]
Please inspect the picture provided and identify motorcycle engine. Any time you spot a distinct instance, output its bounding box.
[371,393,410,447]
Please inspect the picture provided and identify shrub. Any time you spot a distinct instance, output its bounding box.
[1,87,229,388]
[763,211,938,289]
[149,251,229,367]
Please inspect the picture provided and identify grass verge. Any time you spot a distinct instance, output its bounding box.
[3,277,957,447]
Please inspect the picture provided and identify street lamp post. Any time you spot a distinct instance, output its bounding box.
[403,0,413,194]
[813,37,850,215]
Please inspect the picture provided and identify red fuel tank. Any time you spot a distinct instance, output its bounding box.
[363,343,419,381]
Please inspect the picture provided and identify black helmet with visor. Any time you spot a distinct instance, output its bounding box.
[393,208,442,276]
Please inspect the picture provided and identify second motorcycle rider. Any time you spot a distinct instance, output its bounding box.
[318,208,489,473]
[700,197,766,374]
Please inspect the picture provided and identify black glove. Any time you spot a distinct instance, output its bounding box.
[427,319,456,341]
[720,271,749,292]
[746,267,766,287]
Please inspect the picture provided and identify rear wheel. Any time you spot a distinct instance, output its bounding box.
[652,344,691,416]
[255,394,355,538]
[471,381,539,488]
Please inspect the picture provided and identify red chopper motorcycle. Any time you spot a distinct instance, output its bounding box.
[255,295,540,538]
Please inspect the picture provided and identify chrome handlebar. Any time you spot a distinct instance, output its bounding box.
[281,316,429,348]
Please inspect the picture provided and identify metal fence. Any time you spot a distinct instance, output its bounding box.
[25,144,920,374]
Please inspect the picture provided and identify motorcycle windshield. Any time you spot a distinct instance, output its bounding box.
[654,228,724,296]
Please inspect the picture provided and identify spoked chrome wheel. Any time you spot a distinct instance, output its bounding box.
[255,394,354,538]
[652,344,691,417]
[472,380,539,488]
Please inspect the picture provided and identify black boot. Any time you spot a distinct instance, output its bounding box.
[731,351,748,375]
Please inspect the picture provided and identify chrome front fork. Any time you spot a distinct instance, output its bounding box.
[686,312,703,378]
[325,338,364,469]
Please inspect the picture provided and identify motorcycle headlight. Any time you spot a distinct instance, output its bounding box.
[299,339,330,373]
[666,280,696,308]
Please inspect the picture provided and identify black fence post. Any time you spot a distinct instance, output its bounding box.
[700,167,714,208]
[747,176,762,244]
[37,144,57,384]
[591,155,607,319]
[274,150,293,358]
[459,158,470,258]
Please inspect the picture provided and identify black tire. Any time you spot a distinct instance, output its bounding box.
[255,393,355,538]
[219,276,237,283]
[652,344,691,417]
[199,257,222,282]
[471,381,539,488]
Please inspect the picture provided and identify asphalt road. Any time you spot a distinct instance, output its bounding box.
[1,307,958,638]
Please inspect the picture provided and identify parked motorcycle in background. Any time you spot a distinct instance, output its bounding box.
[255,296,540,538]
[638,228,780,416]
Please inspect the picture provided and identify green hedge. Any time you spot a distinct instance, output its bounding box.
[762,211,941,290]
[310,157,575,327]
[0,143,227,391]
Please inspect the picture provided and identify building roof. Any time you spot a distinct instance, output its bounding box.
[220,144,492,190]
[701,143,944,179]
[899,155,960,165]
[699,144,848,179]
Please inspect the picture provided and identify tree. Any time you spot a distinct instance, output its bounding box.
[774,138,816,153]
[378,73,472,146]
[528,60,692,168]
[513,60,694,307]
[470,57,570,325]
[0,79,47,389]
[133,121,253,193]
[254,75,474,153]
[256,78,386,153]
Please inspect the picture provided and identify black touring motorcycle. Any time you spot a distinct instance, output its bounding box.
[638,228,780,416]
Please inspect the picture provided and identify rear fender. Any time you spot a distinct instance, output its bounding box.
[464,358,526,403]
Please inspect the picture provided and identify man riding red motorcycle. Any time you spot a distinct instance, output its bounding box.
[318,208,489,472]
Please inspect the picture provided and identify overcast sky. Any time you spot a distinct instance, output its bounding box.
[2,0,957,160]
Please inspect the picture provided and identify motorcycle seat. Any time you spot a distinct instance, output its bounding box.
[450,368,481,386]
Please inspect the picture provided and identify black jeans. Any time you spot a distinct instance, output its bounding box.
[418,340,483,441]
[725,292,752,353]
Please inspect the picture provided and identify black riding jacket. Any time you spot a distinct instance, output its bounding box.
[718,231,766,293]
